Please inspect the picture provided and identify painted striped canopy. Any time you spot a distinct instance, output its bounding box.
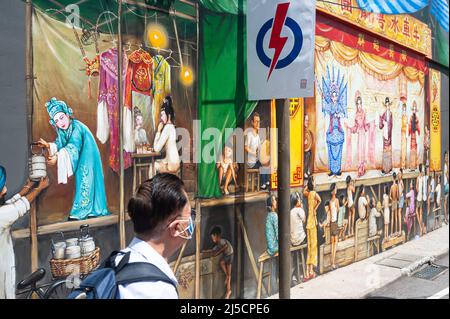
[356,0,448,32]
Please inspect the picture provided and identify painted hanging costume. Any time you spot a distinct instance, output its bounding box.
[409,101,421,169]
[124,48,153,151]
[96,48,132,172]
[379,97,393,174]
[152,55,171,130]
[319,66,347,176]
[47,98,110,220]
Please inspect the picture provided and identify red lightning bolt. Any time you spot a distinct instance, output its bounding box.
[267,2,290,81]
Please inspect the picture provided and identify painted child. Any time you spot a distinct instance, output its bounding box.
[346,176,356,236]
[405,182,416,240]
[217,144,238,195]
[369,197,382,237]
[328,183,340,270]
[338,194,348,240]
[206,226,234,299]
[383,186,390,241]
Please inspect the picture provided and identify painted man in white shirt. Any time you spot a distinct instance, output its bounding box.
[357,186,369,221]
[245,112,270,190]
[0,166,49,299]
[117,173,193,298]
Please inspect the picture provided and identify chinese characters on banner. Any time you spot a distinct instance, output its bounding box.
[317,0,432,58]
[270,98,304,189]
[430,69,441,171]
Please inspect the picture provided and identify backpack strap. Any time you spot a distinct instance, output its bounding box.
[115,262,177,290]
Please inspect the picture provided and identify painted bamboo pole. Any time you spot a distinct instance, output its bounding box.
[117,0,126,249]
[195,199,201,298]
[25,0,38,273]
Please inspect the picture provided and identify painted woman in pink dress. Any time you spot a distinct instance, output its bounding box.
[346,91,370,177]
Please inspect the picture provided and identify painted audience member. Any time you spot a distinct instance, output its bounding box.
[338,194,348,239]
[303,179,321,280]
[357,186,369,221]
[390,173,399,236]
[398,169,405,234]
[405,182,416,240]
[290,192,306,246]
[265,195,278,256]
[346,176,356,236]
[383,185,391,240]
[369,197,382,237]
[416,164,425,236]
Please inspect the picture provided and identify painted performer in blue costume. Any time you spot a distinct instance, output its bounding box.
[37,98,110,220]
[318,66,348,177]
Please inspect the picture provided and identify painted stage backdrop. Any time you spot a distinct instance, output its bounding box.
[309,17,427,178]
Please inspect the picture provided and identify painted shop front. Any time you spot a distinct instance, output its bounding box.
[3,0,448,299]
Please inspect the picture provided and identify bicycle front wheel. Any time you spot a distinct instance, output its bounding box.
[43,279,75,299]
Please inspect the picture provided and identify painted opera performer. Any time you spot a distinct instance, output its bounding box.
[38,98,110,220]
[379,97,393,174]
[400,99,408,170]
[409,101,421,170]
[319,66,347,177]
[346,91,370,177]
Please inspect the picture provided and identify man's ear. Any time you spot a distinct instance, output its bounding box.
[168,219,181,238]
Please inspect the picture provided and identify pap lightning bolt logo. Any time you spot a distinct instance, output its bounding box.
[267,3,290,80]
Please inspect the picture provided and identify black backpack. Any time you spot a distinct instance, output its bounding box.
[68,250,177,299]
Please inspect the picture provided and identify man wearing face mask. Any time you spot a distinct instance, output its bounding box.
[116,173,194,298]
[0,166,49,298]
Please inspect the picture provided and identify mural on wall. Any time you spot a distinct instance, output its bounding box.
[37,98,110,221]
[30,9,196,225]
[312,36,426,179]
[270,98,305,189]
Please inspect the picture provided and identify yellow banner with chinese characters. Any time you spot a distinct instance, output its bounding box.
[430,69,441,171]
[317,0,432,58]
[270,99,304,190]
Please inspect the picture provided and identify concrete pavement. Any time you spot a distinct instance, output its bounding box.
[269,224,449,299]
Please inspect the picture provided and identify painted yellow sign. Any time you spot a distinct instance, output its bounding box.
[317,0,432,58]
[430,69,441,171]
[270,99,304,189]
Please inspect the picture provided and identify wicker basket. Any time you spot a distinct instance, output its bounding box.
[50,247,100,278]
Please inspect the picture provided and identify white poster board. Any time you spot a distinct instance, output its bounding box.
[247,0,316,100]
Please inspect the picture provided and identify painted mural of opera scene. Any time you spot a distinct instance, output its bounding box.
[1,2,199,300]
[1,0,449,301]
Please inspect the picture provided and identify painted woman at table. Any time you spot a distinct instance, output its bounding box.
[153,96,180,175]
[37,98,110,220]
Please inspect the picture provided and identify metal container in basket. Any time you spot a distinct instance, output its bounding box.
[50,247,100,278]
[49,229,100,278]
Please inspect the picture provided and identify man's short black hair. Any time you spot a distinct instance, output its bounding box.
[252,112,260,120]
[127,173,187,236]
[210,226,222,236]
